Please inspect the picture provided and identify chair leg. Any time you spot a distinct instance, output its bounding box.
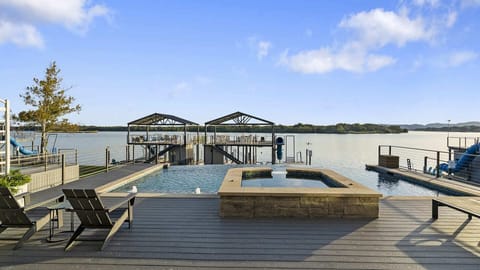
[128,202,134,229]
[101,210,129,251]
[14,225,36,250]
[64,225,85,251]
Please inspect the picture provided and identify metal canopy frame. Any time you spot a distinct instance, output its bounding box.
[128,113,198,126]
[205,111,274,126]
[204,111,276,165]
[127,113,200,165]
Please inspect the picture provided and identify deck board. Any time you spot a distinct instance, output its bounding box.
[0,197,479,269]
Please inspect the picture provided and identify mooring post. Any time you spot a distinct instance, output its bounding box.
[436,151,440,178]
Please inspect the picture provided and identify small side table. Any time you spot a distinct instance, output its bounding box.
[47,201,74,242]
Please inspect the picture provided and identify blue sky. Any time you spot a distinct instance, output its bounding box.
[1,0,479,126]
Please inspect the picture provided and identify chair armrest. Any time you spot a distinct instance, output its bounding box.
[14,192,30,205]
[102,193,136,213]
[24,194,64,211]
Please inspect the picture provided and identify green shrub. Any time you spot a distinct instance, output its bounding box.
[0,170,31,193]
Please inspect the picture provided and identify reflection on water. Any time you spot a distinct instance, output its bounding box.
[376,173,448,196]
[242,177,329,188]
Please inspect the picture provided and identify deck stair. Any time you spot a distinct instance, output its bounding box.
[145,144,179,163]
[212,145,242,164]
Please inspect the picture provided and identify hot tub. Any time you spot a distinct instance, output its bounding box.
[218,167,382,218]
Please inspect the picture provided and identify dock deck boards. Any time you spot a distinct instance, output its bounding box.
[1,197,479,269]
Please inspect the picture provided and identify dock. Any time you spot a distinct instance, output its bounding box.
[27,163,164,208]
[0,197,479,269]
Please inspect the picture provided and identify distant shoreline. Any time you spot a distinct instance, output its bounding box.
[13,123,407,134]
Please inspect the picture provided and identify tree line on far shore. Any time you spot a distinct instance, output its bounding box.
[15,123,408,134]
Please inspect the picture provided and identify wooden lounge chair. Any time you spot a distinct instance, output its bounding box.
[62,189,136,251]
[0,187,52,249]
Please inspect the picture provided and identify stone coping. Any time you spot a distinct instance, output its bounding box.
[218,167,382,198]
[96,164,166,193]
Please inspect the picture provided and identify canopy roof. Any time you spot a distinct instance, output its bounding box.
[128,113,198,126]
[205,111,274,126]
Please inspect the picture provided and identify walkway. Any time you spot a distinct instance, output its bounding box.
[27,163,162,208]
[1,197,479,269]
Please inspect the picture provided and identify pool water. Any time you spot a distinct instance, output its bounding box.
[242,178,330,188]
[114,164,462,196]
[115,164,234,194]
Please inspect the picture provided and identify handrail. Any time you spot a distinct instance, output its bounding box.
[378,145,449,154]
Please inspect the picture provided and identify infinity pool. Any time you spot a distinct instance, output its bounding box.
[114,164,463,196]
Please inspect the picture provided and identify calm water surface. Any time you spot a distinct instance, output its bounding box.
[22,131,480,195]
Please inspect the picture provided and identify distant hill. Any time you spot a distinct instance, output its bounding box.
[401,121,480,130]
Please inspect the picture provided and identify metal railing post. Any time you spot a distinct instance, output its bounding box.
[105,147,110,173]
[61,154,65,185]
[388,146,392,156]
[126,145,129,163]
[423,156,428,173]
[436,151,440,178]
[44,152,47,172]
[132,145,135,164]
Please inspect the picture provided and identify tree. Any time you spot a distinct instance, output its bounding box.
[17,62,81,153]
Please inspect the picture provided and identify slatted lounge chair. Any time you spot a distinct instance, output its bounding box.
[62,189,136,251]
[0,187,54,249]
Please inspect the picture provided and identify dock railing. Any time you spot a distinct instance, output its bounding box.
[447,136,480,150]
[378,145,480,183]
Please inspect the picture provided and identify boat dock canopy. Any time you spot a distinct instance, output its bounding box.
[203,112,275,165]
[205,111,274,126]
[128,113,198,126]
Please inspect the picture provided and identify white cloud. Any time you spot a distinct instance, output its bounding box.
[248,36,272,60]
[445,11,457,27]
[412,0,440,7]
[257,41,272,60]
[339,8,434,47]
[0,0,110,47]
[281,8,429,74]
[280,46,396,74]
[0,19,43,47]
[447,50,478,67]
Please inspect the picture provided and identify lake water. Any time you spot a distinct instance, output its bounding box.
[16,130,480,195]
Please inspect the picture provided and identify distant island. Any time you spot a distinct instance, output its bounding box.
[14,123,407,134]
[400,121,480,132]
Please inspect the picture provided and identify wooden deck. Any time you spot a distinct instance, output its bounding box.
[1,197,479,269]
